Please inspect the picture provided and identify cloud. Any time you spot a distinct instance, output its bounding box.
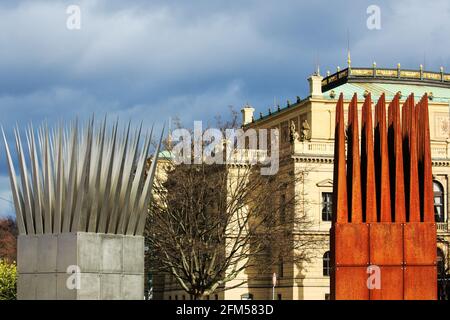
[0,0,286,124]
[353,0,450,69]
[0,175,14,218]
[0,0,449,182]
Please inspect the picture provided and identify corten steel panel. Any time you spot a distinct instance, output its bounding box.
[402,95,420,222]
[404,223,437,265]
[404,266,437,300]
[418,95,435,223]
[330,93,438,300]
[374,93,392,222]
[334,223,369,266]
[369,266,404,300]
[334,267,369,300]
[390,95,406,222]
[347,94,363,223]
[332,94,348,223]
[361,94,377,223]
[369,223,403,266]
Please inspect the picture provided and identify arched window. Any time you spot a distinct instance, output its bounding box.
[323,251,331,277]
[434,181,445,222]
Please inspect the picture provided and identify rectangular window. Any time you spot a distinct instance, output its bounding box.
[280,194,286,224]
[323,251,331,277]
[278,257,284,278]
[322,192,333,221]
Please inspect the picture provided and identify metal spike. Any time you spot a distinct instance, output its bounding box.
[2,128,26,234]
[3,119,160,236]
[361,93,377,222]
[347,94,362,223]
[374,93,391,222]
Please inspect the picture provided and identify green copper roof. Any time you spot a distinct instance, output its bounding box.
[252,66,450,125]
[323,82,450,103]
[158,150,174,159]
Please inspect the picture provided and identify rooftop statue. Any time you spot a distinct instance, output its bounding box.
[289,120,299,143]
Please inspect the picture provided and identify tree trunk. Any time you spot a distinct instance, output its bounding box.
[192,291,207,300]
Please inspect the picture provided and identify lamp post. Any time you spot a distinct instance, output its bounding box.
[272,272,277,300]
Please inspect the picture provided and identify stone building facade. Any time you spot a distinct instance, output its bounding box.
[153,65,450,300]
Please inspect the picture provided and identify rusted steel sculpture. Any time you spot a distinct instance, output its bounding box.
[331,92,437,300]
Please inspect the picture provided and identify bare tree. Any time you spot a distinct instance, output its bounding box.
[145,116,321,299]
[0,217,17,262]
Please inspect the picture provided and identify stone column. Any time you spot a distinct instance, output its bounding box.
[241,104,255,126]
[308,73,323,99]
[17,233,144,300]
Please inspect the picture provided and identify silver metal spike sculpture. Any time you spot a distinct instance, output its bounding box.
[3,118,163,300]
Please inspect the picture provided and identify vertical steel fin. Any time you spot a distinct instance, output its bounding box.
[418,95,434,222]
[361,94,377,223]
[116,123,143,234]
[107,122,131,234]
[97,121,119,233]
[27,125,43,234]
[405,95,420,222]
[332,93,348,223]
[374,93,391,222]
[62,121,78,232]
[347,94,362,223]
[53,125,64,233]
[390,94,406,222]
[14,127,35,234]
[2,128,26,234]
[2,119,160,236]
[125,133,152,235]
[135,125,164,236]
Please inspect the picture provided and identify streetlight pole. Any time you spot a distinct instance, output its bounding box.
[272,272,277,300]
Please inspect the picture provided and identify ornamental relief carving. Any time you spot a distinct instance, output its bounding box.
[434,113,450,138]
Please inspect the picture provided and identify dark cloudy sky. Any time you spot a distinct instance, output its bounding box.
[1,0,450,216]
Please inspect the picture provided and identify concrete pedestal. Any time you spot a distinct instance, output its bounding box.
[17,232,144,300]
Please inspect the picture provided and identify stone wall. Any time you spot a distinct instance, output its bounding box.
[17,232,144,300]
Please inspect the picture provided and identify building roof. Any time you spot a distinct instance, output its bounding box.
[158,150,174,159]
[324,81,450,103]
[249,66,450,126]
[322,67,450,102]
